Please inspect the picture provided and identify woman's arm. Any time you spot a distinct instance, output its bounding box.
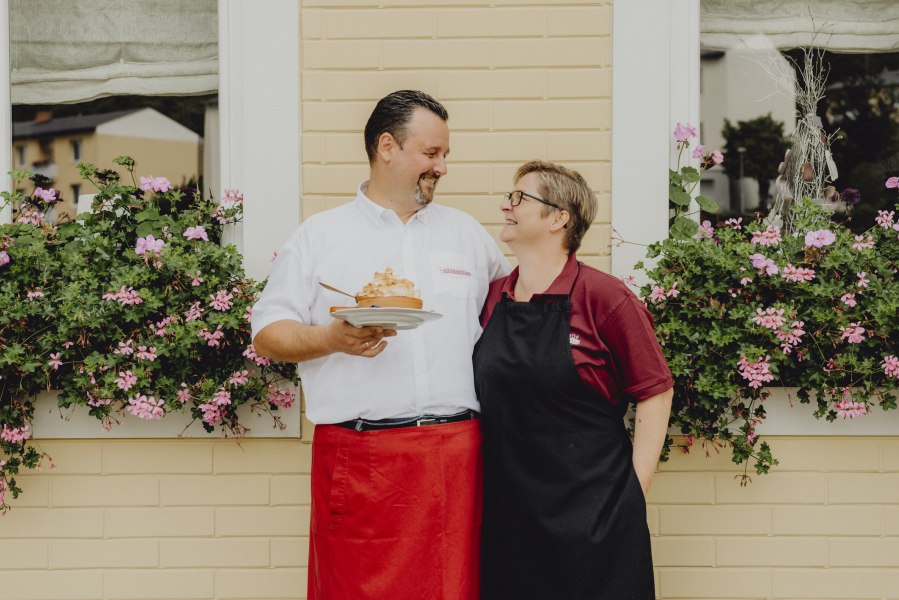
[632,387,674,496]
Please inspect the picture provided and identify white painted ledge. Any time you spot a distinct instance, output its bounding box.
[754,387,899,436]
[31,391,300,439]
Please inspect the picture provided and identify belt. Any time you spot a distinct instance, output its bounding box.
[334,409,478,432]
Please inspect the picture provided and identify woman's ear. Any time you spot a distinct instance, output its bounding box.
[551,210,570,233]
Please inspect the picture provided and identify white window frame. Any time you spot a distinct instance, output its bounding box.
[612,0,895,435]
[0,0,303,438]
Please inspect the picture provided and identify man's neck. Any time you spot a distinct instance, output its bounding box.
[364,178,423,224]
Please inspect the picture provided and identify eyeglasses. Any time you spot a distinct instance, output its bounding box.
[504,190,562,210]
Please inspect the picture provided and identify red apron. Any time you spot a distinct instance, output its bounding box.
[308,419,482,600]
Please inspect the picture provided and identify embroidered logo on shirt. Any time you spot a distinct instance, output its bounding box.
[439,266,472,278]
[569,333,581,346]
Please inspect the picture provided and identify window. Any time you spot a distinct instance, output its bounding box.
[70,184,80,202]
[699,1,899,229]
[70,139,81,161]
[15,144,24,166]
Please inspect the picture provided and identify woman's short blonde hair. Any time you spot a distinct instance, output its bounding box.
[514,160,597,254]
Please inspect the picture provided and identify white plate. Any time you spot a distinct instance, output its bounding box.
[330,307,443,330]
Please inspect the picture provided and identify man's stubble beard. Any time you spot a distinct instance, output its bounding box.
[414,173,440,206]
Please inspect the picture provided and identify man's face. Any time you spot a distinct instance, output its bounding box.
[392,108,450,206]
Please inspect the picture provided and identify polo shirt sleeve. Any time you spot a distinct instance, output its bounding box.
[598,295,673,403]
[250,229,313,341]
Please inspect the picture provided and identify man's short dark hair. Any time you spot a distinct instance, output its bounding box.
[364,90,449,162]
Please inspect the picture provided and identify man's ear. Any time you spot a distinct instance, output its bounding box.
[376,132,397,164]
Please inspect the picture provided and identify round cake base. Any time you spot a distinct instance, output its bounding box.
[355,296,423,309]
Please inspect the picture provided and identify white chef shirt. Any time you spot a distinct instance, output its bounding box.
[251,183,510,424]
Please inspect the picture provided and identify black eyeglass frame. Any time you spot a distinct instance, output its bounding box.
[504,190,563,211]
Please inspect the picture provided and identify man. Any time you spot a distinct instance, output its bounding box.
[251,90,509,600]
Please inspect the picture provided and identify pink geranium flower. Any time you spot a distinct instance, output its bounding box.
[782,264,816,283]
[749,253,779,276]
[883,356,899,378]
[691,144,705,159]
[210,290,234,311]
[840,293,857,308]
[804,229,836,248]
[1,424,31,444]
[48,352,62,370]
[852,235,875,251]
[856,272,869,288]
[673,122,697,141]
[127,395,165,420]
[876,210,895,229]
[139,176,172,193]
[229,370,250,386]
[33,187,59,204]
[839,322,866,344]
[243,344,270,367]
[0,251,9,267]
[753,307,785,330]
[115,370,138,391]
[834,389,870,419]
[183,226,209,242]
[885,176,899,189]
[267,386,296,409]
[738,355,774,389]
[751,227,781,246]
[711,149,724,165]
[134,235,165,256]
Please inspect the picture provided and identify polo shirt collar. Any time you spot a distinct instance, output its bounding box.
[501,252,579,301]
[354,181,433,228]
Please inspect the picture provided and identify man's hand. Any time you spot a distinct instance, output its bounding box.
[253,319,397,363]
[325,318,397,358]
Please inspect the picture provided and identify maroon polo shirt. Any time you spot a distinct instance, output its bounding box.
[480,253,673,405]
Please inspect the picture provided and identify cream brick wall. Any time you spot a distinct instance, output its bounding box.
[5,4,895,600]
[2,439,310,600]
[5,437,899,599]
[649,437,899,600]
[301,0,613,272]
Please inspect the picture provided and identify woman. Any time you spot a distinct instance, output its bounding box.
[473,161,674,599]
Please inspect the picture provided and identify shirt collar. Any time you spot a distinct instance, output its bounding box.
[501,252,579,301]
[354,181,433,228]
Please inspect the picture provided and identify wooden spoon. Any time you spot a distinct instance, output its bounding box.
[319,282,357,301]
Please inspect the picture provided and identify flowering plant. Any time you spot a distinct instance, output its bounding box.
[668,122,725,240]
[0,157,299,511]
[636,131,899,479]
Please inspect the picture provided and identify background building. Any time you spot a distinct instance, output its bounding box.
[12,107,201,219]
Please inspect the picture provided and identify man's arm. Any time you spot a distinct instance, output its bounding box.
[253,318,396,362]
[631,387,674,496]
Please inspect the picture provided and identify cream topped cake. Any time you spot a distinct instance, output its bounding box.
[356,267,423,309]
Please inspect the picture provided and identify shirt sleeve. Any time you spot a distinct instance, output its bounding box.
[250,230,312,341]
[597,295,674,403]
[479,222,512,282]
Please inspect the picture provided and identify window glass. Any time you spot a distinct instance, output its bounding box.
[700,1,899,230]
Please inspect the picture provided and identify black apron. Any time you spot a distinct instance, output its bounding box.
[473,267,654,600]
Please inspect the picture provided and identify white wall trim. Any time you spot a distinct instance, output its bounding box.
[0,0,12,225]
[611,0,700,280]
[219,0,302,281]
[2,1,303,439]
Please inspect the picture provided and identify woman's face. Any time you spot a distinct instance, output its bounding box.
[499,171,556,249]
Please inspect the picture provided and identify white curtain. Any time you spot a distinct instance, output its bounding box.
[701,0,899,53]
[9,0,218,104]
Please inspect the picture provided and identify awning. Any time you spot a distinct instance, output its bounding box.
[9,0,218,104]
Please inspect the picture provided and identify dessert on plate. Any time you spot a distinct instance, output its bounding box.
[355,267,422,309]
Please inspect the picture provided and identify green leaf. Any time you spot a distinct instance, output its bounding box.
[669,184,691,207]
[134,208,160,222]
[680,166,701,183]
[670,216,699,240]
[695,195,719,213]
